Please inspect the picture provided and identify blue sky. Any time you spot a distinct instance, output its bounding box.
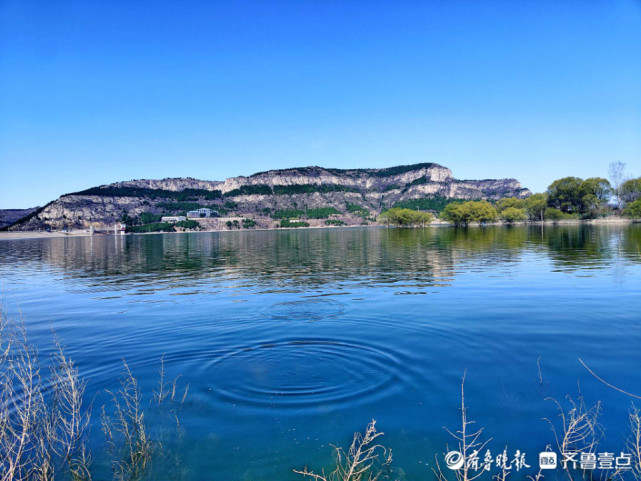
[1,1,640,208]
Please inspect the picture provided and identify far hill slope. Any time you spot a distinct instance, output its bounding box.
[7,163,530,231]
[0,207,39,229]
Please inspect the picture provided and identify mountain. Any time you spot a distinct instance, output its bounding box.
[0,207,39,229]
[5,163,530,231]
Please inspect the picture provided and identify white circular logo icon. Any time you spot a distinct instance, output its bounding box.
[445,451,465,470]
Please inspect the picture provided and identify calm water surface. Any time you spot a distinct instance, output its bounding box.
[1,225,640,480]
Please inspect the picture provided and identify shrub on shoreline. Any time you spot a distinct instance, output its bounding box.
[127,222,175,233]
[624,199,641,220]
[544,207,577,221]
[280,219,310,228]
[441,201,498,226]
[500,207,527,223]
[378,208,434,227]
[325,219,345,226]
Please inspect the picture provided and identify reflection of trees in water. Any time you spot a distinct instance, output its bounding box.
[1,225,639,290]
[622,225,641,258]
[527,224,641,269]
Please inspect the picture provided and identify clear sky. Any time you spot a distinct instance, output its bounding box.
[1,1,640,208]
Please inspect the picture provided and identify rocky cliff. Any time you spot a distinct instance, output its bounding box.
[7,163,530,231]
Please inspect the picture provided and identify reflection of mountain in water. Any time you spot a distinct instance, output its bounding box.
[1,225,639,293]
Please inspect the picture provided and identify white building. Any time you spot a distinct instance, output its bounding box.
[187,208,216,218]
[114,223,126,235]
[161,216,187,223]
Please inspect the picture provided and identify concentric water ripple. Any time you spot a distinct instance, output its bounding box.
[265,299,347,321]
[206,338,407,409]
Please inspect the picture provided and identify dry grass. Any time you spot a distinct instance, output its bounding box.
[100,361,152,481]
[0,308,92,481]
[433,371,490,481]
[153,354,189,408]
[294,420,393,481]
[577,357,641,480]
[0,306,187,481]
[627,404,641,480]
[545,394,602,481]
[545,394,602,459]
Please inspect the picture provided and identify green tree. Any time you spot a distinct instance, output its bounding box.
[546,177,584,213]
[242,218,257,228]
[280,219,310,228]
[547,177,611,215]
[468,200,498,224]
[120,211,136,226]
[579,177,611,216]
[624,199,641,219]
[544,207,574,221]
[325,219,345,226]
[621,177,641,205]
[500,207,527,223]
[524,193,547,221]
[140,212,162,224]
[441,203,466,225]
[126,222,174,233]
[272,209,304,219]
[412,211,434,226]
[175,219,200,230]
[441,200,498,226]
[346,203,370,218]
[495,197,525,212]
[378,208,434,227]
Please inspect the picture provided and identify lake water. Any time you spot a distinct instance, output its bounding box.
[1,225,640,480]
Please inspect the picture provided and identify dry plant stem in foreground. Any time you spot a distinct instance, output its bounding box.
[101,361,152,481]
[433,370,490,481]
[578,357,641,478]
[1,306,188,481]
[48,337,93,480]
[294,419,392,481]
[628,405,641,480]
[0,310,92,481]
[545,394,602,481]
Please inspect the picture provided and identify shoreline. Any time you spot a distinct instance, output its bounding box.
[0,230,95,240]
[0,217,635,241]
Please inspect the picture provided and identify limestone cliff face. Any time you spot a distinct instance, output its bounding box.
[33,196,152,229]
[8,163,531,231]
[223,164,453,193]
[110,164,454,194]
[111,178,221,192]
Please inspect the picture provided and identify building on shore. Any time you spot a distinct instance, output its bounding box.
[187,208,218,218]
[161,216,187,223]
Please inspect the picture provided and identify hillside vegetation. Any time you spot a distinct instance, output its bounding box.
[4,163,530,232]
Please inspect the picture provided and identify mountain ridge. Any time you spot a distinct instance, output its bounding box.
[6,162,530,231]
